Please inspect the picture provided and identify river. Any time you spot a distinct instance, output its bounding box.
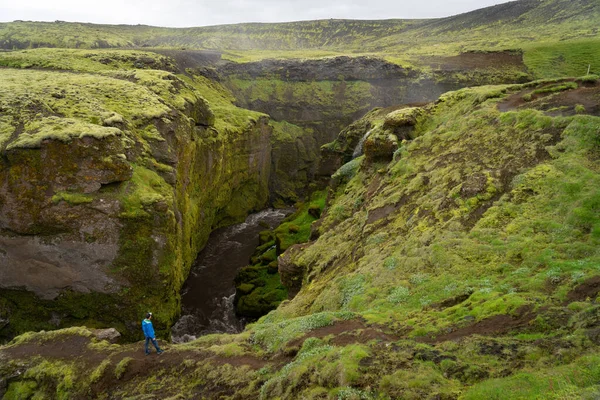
[171,208,291,343]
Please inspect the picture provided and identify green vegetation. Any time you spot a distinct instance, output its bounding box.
[464,355,600,399]
[89,359,111,384]
[1,0,598,80]
[0,47,272,341]
[114,357,133,380]
[3,78,600,399]
[250,311,355,352]
[274,191,327,252]
[259,343,369,399]
[523,39,600,78]
[1,1,600,398]
[235,191,327,318]
[22,360,77,400]
[51,191,94,205]
[0,48,175,72]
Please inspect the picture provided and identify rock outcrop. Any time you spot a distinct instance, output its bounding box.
[0,51,272,340]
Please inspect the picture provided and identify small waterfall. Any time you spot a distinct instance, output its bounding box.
[171,293,243,343]
[352,129,373,159]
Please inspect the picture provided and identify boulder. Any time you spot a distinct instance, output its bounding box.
[364,129,399,163]
[91,328,121,343]
[383,107,423,128]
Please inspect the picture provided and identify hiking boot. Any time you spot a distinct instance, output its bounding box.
[157,350,164,355]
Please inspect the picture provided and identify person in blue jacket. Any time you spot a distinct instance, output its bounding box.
[142,312,163,355]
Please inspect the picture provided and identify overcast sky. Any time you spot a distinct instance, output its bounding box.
[1,0,517,27]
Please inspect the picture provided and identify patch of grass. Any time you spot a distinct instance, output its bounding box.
[259,344,370,399]
[117,165,173,219]
[464,354,600,399]
[24,360,77,400]
[250,311,355,352]
[0,48,175,73]
[115,357,133,380]
[274,190,327,252]
[89,359,111,384]
[9,326,93,346]
[3,381,38,400]
[523,39,600,79]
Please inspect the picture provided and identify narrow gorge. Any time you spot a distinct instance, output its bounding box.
[1,2,600,397]
[0,48,527,342]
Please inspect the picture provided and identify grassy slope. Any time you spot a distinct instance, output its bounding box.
[3,78,600,399]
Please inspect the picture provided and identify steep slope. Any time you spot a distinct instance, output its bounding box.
[2,76,600,399]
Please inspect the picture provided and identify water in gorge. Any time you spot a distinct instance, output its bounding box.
[171,208,292,343]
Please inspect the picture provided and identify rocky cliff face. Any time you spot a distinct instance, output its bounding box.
[219,53,530,199]
[0,135,131,300]
[0,50,272,340]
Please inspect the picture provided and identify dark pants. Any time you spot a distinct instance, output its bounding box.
[145,337,161,354]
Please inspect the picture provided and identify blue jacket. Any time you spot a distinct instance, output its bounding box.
[142,319,155,338]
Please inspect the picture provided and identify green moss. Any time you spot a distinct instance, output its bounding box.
[117,165,173,219]
[259,343,370,399]
[274,190,326,252]
[250,311,354,352]
[179,74,265,135]
[52,191,94,205]
[236,271,288,318]
[0,289,138,342]
[115,357,133,380]
[90,359,111,384]
[332,157,363,186]
[23,360,77,400]
[3,381,38,400]
[7,117,121,150]
[575,104,586,115]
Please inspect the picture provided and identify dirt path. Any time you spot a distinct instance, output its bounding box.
[497,79,600,116]
[418,305,535,344]
[2,334,269,371]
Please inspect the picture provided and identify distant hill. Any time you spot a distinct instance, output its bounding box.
[0,0,598,55]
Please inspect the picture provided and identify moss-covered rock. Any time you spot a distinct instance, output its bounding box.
[234,191,327,317]
[383,107,422,128]
[363,128,399,163]
[0,50,272,341]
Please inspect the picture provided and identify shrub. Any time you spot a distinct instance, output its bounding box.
[387,286,410,304]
